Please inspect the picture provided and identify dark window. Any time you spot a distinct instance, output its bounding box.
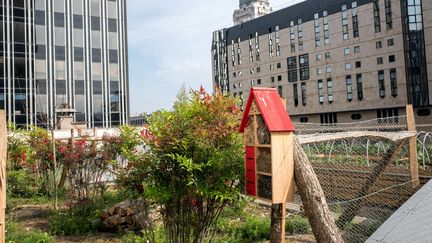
[75,80,85,95]
[318,79,324,104]
[301,82,306,106]
[378,70,385,98]
[257,79,261,85]
[276,62,281,69]
[293,83,299,106]
[278,85,283,97]
[36,79,46,94]
[377,57,383,64]
[35,45,46,59]
[287,56,296,69]
[327,78,333,103]
[320,113,338,124]
[73,14,83,29]
[110,81,119,94]
[351,114,362,120]
[109,49,118,63]
[387,38,394,46]
[288,70,297,83]
[373,0,381,32]
[35,10,45,25]
[54,12,64,27]
[300,117,308,123]
[55,46,65,60]
[346,75,353,101]
[91,16,100,30]
[385,0,393,30]
[277,75,282,81]
[417,109,431,117]
[92,48,101,62]
[300,68,309,80]
[14,23,25,43]
[74,47,84,62]
[389,55,395,62]
[356,74,363,100]
[376,41,382,49]
[93,80,102,95]
[108,18,117,32]
[390,68,397,97]
[14,0,25,8]
[355,61,361,68]
[56,80,66,95]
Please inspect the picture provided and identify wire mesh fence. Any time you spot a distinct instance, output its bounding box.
[288,116,432,242]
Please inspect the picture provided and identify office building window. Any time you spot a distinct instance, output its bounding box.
[300,68,309,80]
[275,26,281,56]
[293,83,299,106]
[344,48,350,55]
[345,63,352,70]
[373,0,381,32]
[301,82,306,106]
[278,85,283,97]
[91,16,100,31]
[352,1,359,37]
[54,12,64,27]
[92,48,101,62]
[356,74,363,100]
[55,46,65,60]
[389,55,395,62]
[255,32,260,61]
[346,75,353,101]
[318,79,324,104]
[287,56,297,82]
[277,62,281,69]
[355,61,361,68]
[73,14,83,29]
[298,19,304,51]
[257,79,261,85]
[377,57,383,64]
[277,75,282,82]
[376,41,382,49]
[316,53,322,61]
[341,4,349,40]
[378,70,385,98]
[326,66,332,73]
[299,54,309,67]
[354,46,360,53]
[327,78,333,103]
[390,68,397,97]
[74,47,84,61]
[108,18,117,32]
[35,10,45,25]
[325,52,331,59]
[317,68,323,75]
[323,10,330,45]
[56,79,66,95]
[314,13,321,47]
[387,38,394,46]
[385,0,393,30]
[320,113,338,124]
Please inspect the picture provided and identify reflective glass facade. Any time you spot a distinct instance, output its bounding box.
[0,0,129,128]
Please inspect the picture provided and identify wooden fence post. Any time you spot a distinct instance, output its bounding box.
[406,105,419,188]
[0,110,7,243]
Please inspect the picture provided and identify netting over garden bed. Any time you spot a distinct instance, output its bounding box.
[291,116,432,242]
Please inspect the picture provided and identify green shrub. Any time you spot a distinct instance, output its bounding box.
[7,170,43,198]
[241,216,270,241]
[6,221,53,243]
[120,227,166,243]
[48,211,96,235]
[285,215,310,235]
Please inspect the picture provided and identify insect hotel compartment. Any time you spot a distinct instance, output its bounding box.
[256,115,271,145]
[257,174,272,200]
[256,147,271,174]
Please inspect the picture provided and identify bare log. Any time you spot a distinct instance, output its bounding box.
[336,141,404,228]
[293,137,344,243]
[270,203,286,243]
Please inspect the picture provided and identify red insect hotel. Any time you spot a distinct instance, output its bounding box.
[239,87,296,204]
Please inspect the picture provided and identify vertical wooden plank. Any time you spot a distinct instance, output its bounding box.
[0,110,7,243]
[406,105,419,188]
[271,133,294,204]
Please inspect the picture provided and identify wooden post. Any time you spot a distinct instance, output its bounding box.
[0,110,7,243]
[406,105,419,188]
[293,137,344,243]
[270,202,286,243]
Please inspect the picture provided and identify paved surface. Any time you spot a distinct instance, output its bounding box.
[366,180,432,243]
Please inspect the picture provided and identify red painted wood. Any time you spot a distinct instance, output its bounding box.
[245,146,256,196]
[239,87,295,133]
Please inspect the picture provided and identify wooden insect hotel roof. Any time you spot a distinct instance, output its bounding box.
[239,87,295,133]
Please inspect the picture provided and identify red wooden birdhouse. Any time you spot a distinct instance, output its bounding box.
[239,87,295,204]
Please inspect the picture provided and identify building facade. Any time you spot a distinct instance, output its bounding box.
[212,0,432,129]
[0,0,129,128]
[233,0,272,25]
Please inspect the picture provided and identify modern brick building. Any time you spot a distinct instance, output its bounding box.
[0,0,129,128]
[212,0,432,129]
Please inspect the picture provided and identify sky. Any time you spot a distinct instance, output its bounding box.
[126,0,304,116]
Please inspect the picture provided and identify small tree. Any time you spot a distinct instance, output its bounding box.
[143,87,244,242]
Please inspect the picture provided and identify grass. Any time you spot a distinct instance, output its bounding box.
[6,221,53,243]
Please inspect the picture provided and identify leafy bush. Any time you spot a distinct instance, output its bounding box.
[7,170,44,198]
[120,227,166,243]
[6,221,53,243]
[285,215,310,235]
[241,216,271,241]
[48,210,97,236]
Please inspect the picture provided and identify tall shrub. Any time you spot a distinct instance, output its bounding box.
[143,87,244,242]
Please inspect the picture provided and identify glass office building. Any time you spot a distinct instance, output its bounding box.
[0,0,129,128]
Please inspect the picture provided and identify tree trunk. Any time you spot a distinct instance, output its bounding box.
[293,137,344,243]
[335,141,404,228]
[270,203,285,243]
